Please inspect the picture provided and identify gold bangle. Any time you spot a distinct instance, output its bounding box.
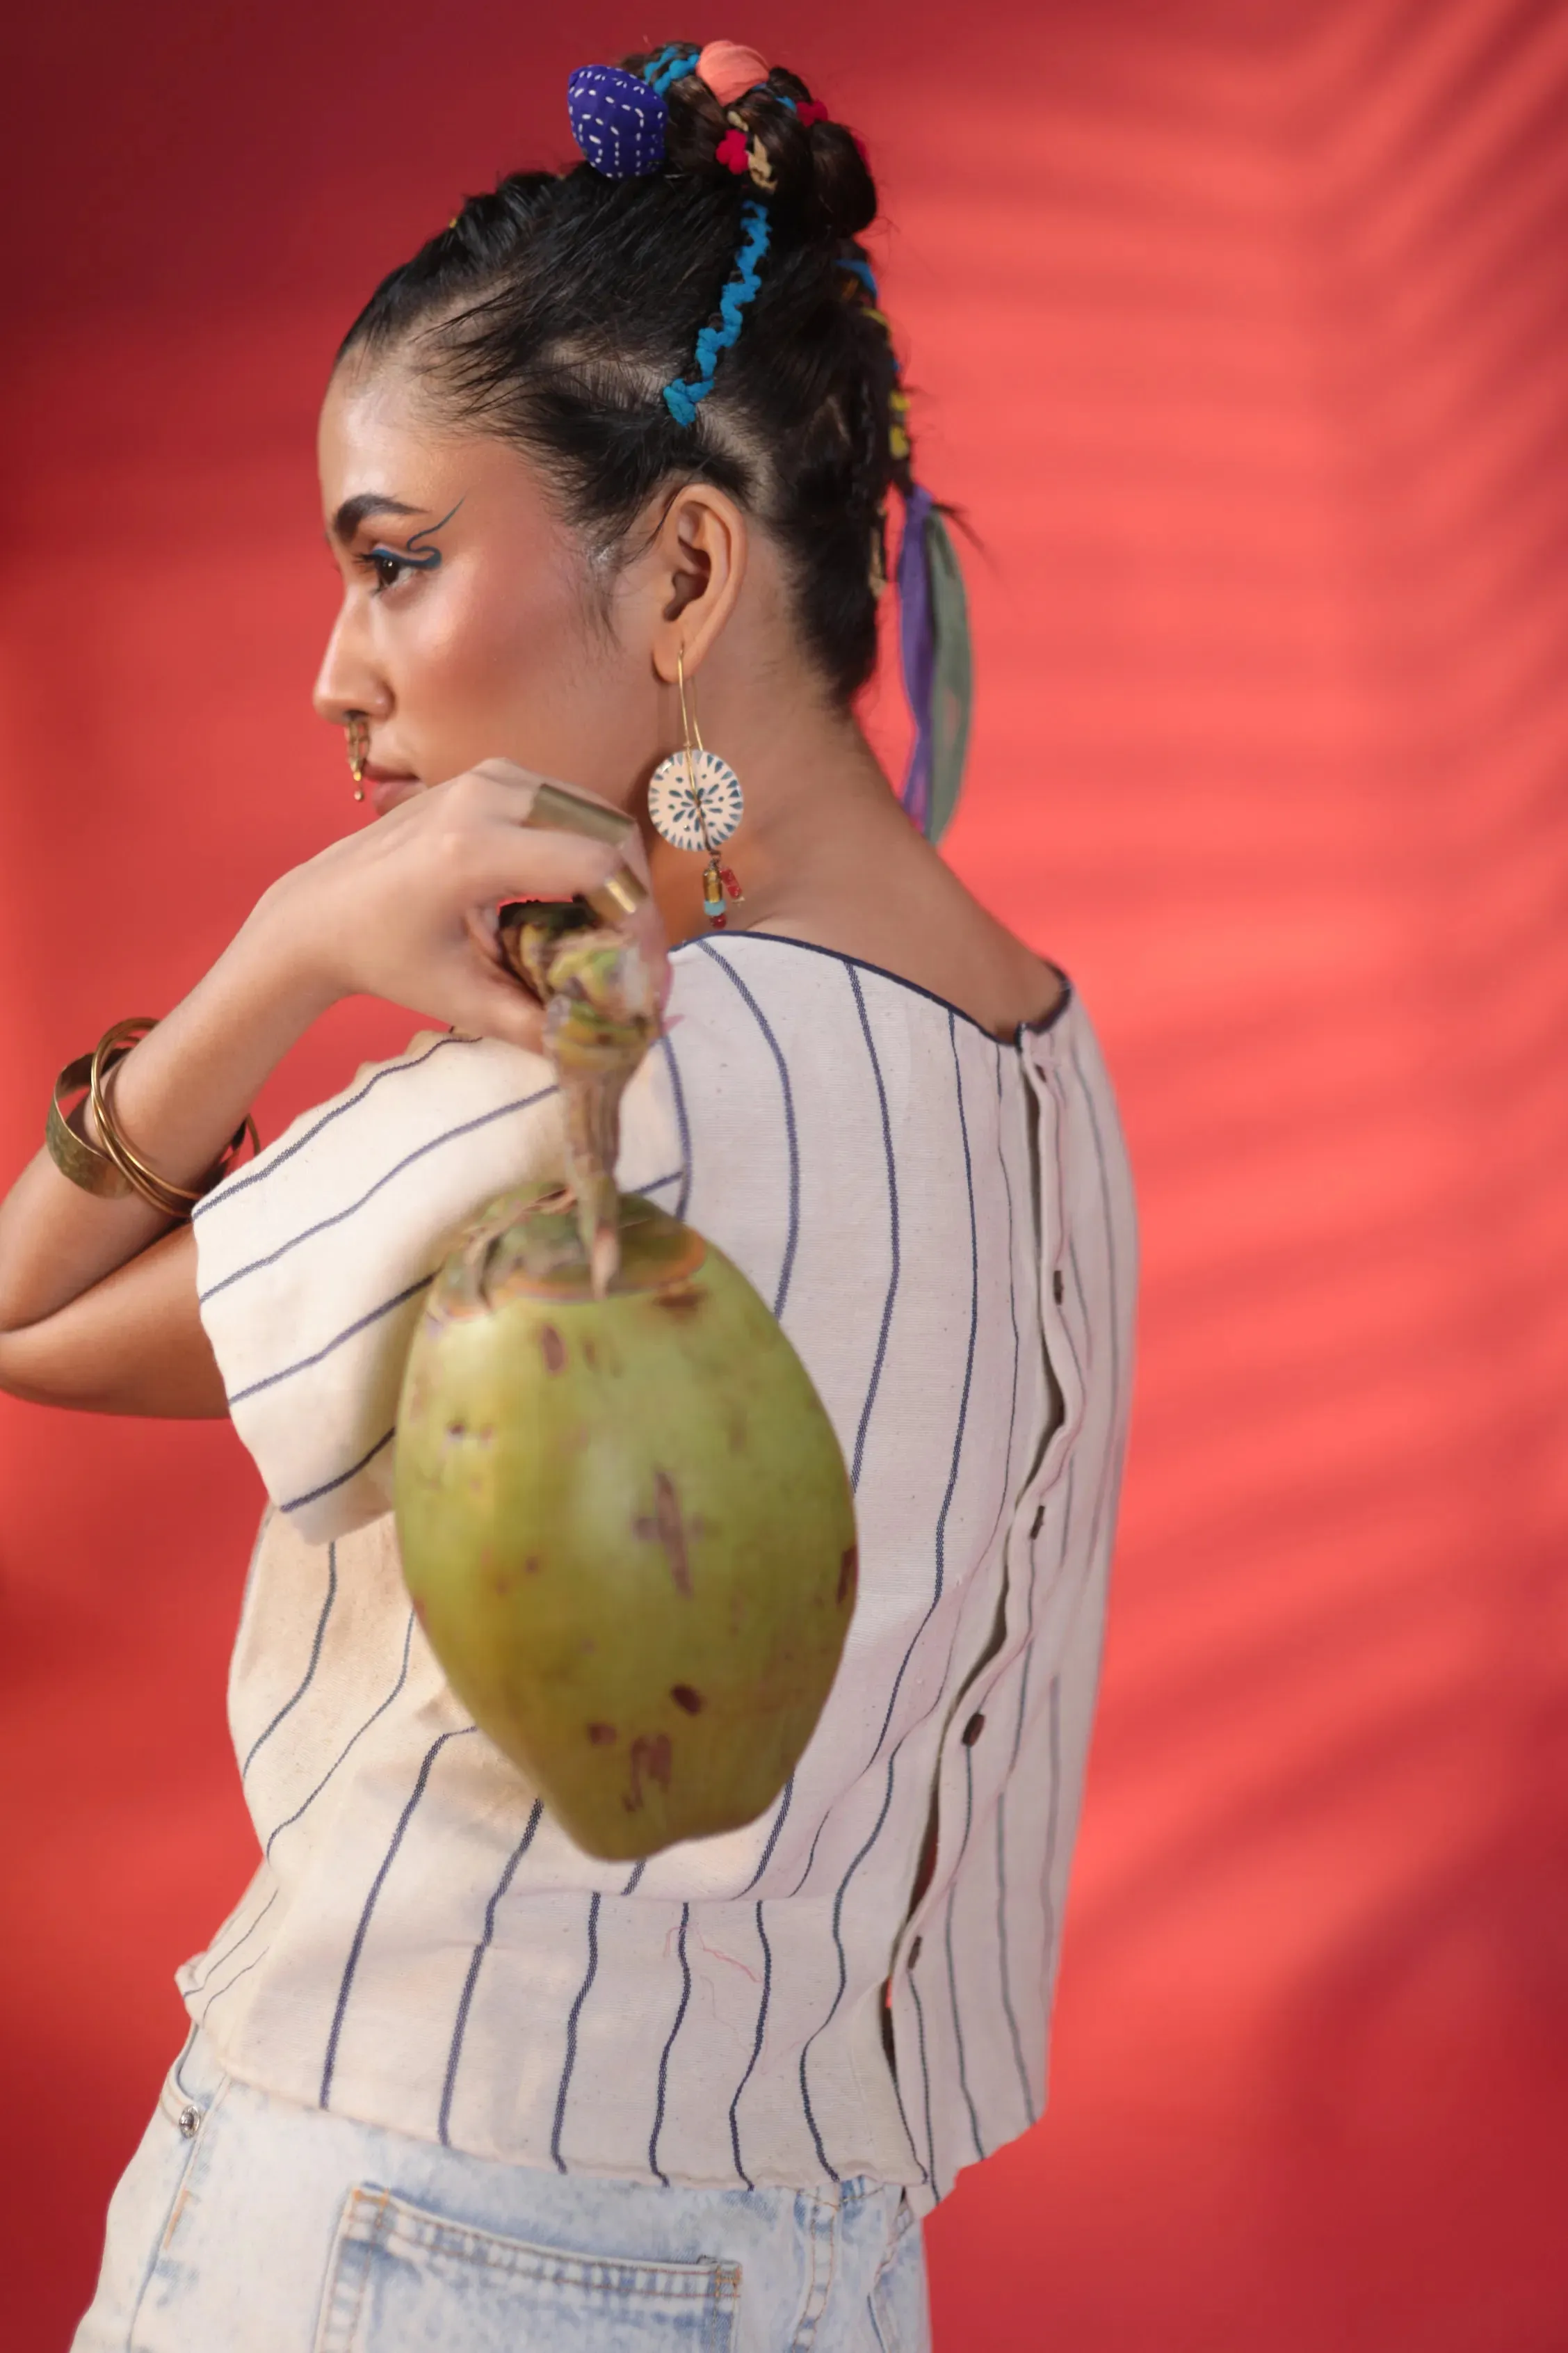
[47,1046,138,1198]
[46,1019,260,1218]
[91,1025,205,1216]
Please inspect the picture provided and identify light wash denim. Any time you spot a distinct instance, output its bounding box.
[73,2025,931,2352]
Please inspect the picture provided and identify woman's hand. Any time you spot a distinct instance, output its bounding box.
[0,757,665,1367]
[254,758,667,1052]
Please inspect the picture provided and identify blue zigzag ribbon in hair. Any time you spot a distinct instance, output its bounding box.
[663,200,773,426]
[642,44,700,94]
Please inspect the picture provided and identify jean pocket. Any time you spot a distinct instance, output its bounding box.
[313,2184,741,2353]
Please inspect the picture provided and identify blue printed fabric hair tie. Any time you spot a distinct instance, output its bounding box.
[567,65,670,178]
[566,49,702,179]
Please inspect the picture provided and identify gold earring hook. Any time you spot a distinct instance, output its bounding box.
[676,647,705,755]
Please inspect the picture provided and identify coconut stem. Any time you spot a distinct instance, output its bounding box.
[502,908,661,1292]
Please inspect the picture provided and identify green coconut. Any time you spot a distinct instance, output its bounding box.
[394,1182,857,1858]
[391,892,856,1861]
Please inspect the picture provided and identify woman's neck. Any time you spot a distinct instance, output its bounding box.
[640,691,1061,1041]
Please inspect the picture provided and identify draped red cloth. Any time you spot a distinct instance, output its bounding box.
[2,2,1565,2345]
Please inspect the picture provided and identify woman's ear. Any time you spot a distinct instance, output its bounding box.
[645,483,748,683]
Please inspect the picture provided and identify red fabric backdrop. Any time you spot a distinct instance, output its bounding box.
[3,1,1567,2345]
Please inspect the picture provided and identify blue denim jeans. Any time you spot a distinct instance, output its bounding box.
[73,2025,930,2352]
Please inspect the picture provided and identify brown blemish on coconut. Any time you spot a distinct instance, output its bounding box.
[587,1722,617,1745]
[623,1730,672,1812]
[838,1544,859,1605]
[670,1685,703,1714]
[653,1286,703,1319]
[524,1554,542,1576]
[540,1324,567,1374]
[632,1470,694,1597]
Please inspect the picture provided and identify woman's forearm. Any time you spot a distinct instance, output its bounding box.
[0,1226,227,1414]
[0,888,332,1333]
[0,762,653,1351]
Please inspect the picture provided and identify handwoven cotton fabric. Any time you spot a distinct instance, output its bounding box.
[186,929,1138,2217]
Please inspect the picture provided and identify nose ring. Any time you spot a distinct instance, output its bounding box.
[345,714,370,801]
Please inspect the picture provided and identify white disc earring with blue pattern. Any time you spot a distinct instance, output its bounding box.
[647,648,745,928]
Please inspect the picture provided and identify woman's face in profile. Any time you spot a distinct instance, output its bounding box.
[314,358,649,814]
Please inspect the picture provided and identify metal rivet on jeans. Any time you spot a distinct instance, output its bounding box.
[177,2103,200,2139]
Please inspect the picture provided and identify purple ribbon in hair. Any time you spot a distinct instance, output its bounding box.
[897,485,935,834]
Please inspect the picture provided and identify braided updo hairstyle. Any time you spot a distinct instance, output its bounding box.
[337,45,915,705]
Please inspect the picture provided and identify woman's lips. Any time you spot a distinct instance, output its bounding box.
[364,766,423,818]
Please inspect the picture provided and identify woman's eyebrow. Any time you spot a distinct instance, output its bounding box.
[328,492,423,545]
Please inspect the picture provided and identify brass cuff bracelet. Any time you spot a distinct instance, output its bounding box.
[523,781,649,927]
[47,1018,259,1219]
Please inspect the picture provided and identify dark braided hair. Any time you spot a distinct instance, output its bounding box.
[337,45,916,705]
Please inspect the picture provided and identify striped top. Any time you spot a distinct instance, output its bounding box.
[183,929,1138,2215]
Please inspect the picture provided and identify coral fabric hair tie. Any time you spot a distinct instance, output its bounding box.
[697,40,770,106]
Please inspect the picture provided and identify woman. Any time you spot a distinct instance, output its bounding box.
[0,40,1137,2353]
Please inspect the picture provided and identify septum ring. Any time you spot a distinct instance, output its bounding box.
[345,714,370,801]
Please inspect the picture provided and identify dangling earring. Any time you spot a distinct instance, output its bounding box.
[345,713,369,801]
[646,648,745,929]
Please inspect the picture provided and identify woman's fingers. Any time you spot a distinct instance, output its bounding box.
[300,757,668,1043]
[437,959,549,1052]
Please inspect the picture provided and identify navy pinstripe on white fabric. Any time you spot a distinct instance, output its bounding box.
[738,1778,793,1896]
[695,940,800,1317]
[199,1085,558,1306]
[727,1902,773,2189]
[648,1905,693,2187]
[845,963,902,1493]
[658,1030,693,1223]
[228,1275,435,1407]
[261,1608,414,1865]
[184,935,1137,2219]
[438,1798,544,2148]
[241,1543,337,1777]
[280,1426,394,1518]
[551,1893,602,2173]
[185,1886,277,2000]
[794,1010,983,2177]
[945,1747,985,2166]
[321,1726,478,2109]
[193,1032,482,1221]
[198,1945,272,2023]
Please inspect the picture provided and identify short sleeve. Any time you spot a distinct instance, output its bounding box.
[193,1027,682,1544]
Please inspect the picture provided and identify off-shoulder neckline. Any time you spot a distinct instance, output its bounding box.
[669,929,1074,1046]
